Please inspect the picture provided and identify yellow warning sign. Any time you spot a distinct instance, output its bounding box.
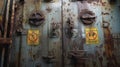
[27,29,40,45]
[85,27,99,44]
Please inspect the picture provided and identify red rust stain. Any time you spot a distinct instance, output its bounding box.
[102,21,119,67]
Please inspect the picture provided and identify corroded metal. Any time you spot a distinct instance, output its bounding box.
[50,22,60,38]
[68,50,88,67]
[4,0,10,38]
[7,0,120,67]
[0,38,12,45]
[65,18,74,38]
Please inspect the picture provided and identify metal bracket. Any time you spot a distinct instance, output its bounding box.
[29,12,45,26]
[79,9,96,25]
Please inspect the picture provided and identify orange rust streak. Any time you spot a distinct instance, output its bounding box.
[103,28,113,58]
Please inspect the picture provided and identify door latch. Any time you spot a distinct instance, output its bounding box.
[29,12,45,26]
[79,9,96,25]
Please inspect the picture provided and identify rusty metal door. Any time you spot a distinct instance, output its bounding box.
[62,0,120,67]
[10,0,63,67]
[7,0,120,67]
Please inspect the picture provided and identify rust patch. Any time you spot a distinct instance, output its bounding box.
[46,7,52,13]
[19,0,25,4]
[35,63,41,67]
[102,21,118,67]
[65,18,74,38]
[50,22,60,38]
[67,9,70,12]
[63,2,66,6]
[68,3,70,6]
[0,0,4,9]
[101,2,107,6]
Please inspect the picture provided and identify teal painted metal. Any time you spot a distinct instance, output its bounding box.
[9,0,120,67]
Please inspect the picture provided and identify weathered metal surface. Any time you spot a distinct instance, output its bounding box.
[10,0,62,67]
[6,0,120,67]
[0,38,12,44]
[0,0,15,67]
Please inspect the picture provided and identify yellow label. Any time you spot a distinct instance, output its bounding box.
[27,29,40,45]
[85,27,99,44]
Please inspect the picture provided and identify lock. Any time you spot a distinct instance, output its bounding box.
[29,12,45,26]
[79,9,96,25]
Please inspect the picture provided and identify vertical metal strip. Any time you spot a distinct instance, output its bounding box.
[8,0,15,67]
[10,0,15,37]
[18,1,24,67]
[18,35,22,67]
[4,0,10,38]
[1,48,5,67]
[61,0,65,67]
[1,0,10,67]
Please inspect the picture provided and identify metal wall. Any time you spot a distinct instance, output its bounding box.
[7,0,120,67]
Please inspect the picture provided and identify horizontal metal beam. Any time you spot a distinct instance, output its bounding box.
[0,38,12,44]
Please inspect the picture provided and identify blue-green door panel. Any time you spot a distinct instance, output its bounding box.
[10,0,120,67]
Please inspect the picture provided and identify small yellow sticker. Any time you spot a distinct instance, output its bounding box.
[27,29,40,45]
[85,27,99,44]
